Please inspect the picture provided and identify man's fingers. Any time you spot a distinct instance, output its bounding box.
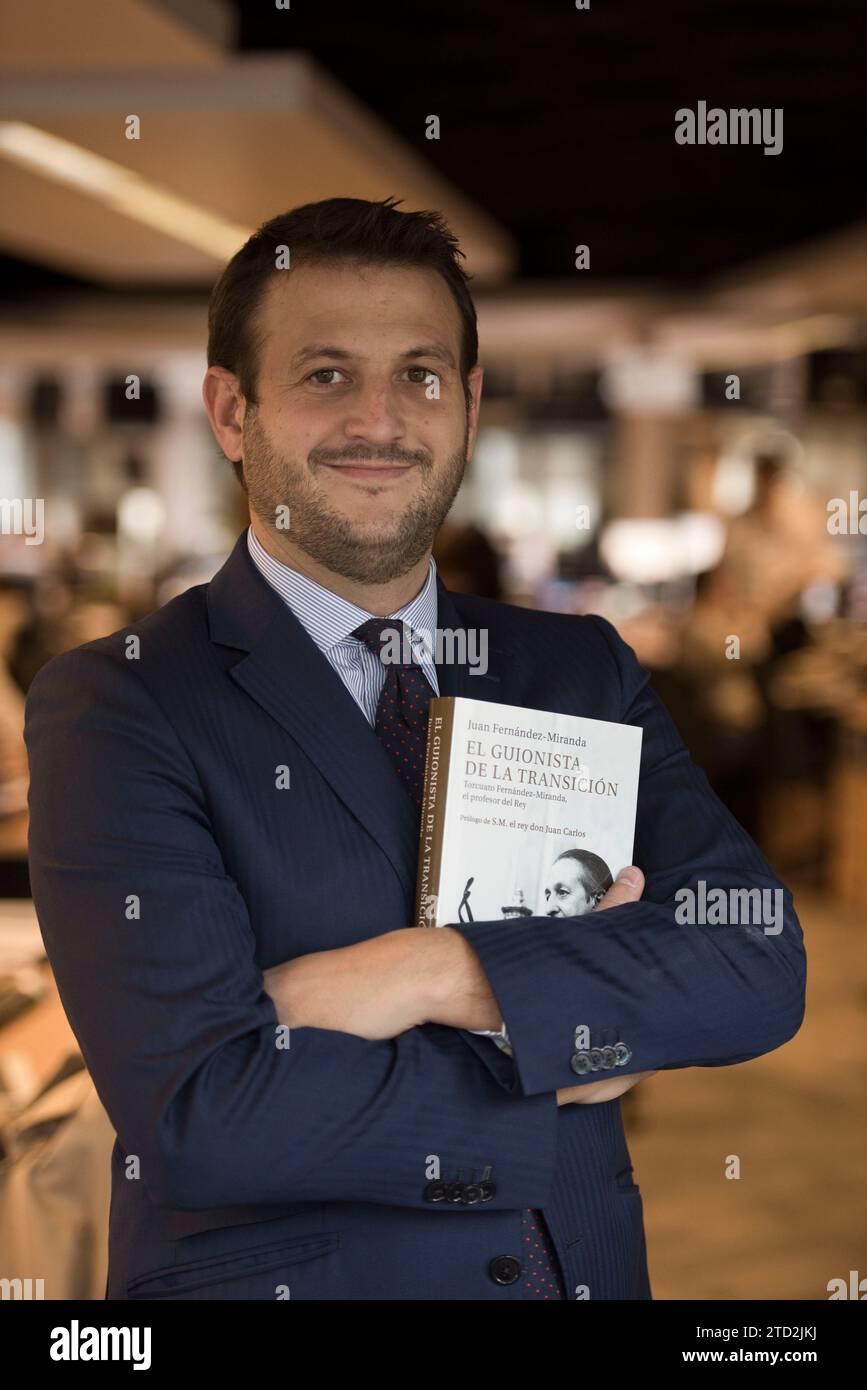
[570,1069,657,1104]
[556,1069,657,1106]
[593,865,645,913]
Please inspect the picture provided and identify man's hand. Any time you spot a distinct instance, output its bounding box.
[424,863,651,1034]
[263,927,450,1040]
[557,864,653,1105]
[262,862,652,1062]
[593,864,645,914]
[421,927,504,1032]
[556,1068,657,1105]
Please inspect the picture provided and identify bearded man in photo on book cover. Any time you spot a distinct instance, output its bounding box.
[25,197,806,1302]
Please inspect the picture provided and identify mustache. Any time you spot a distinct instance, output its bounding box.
[310,446,431,467]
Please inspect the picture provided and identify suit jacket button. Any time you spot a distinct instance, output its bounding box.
[462,1184,483,1205]
[614,1042,632,1066]
[445,1182,466,1203]
[489,1255,522,1285]
[570,1051,591,1075]
[423,1181,448,1202]
[478,1180,496,1202]
[600,1046,617,1070]
[589,1048,604,1070]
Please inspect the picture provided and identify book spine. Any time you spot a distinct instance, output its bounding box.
[414,697,456,929]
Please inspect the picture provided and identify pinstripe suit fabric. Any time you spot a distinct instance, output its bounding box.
[24,529,806,1300]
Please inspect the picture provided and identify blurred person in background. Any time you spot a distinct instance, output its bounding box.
[8,575,76,693]
[675,563,770,838]
[433,521,503,599]
[0,579,33,888]
[718,453,846,639]
[0,579,30,802]
[676,452,849,866]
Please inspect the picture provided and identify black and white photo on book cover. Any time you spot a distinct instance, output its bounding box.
[419,696,642,928]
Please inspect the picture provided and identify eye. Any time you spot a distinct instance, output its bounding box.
[308,368,348,385]
[404,366,440,386]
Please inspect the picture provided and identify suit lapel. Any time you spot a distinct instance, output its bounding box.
[208,533,420,896]
[206,533,515,900]
[434,579,511,705]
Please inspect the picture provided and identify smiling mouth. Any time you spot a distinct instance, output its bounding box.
[322,462,417,479]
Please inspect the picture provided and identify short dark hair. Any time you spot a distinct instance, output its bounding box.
[553,849,614,902]
[207,196,479,483]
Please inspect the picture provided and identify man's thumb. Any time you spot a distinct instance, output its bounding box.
[617,866,643,889]
[594,865,645,912]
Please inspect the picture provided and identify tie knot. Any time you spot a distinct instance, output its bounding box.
[352,617,412,664]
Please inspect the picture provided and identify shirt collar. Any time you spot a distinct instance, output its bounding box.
[246,523,439,656]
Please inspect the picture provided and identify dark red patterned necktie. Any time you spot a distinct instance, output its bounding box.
[352,616,565,1300]
[352,617,432,810]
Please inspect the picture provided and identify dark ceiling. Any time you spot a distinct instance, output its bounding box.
[241,0,867,282]
[3,0,866,295]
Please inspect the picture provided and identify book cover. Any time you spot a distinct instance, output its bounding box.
[415,696,642,929]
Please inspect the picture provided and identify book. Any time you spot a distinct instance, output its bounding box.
[414,696,642,929]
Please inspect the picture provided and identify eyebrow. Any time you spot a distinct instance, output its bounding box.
[290,342,457,370]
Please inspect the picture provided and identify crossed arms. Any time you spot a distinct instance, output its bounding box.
[263,867,657,1107]
[23,614,806,1213]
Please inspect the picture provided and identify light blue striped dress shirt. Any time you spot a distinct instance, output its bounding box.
[246,524,509,1049]
[247,523,440,720]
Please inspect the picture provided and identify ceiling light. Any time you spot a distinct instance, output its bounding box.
[0,122,251,261]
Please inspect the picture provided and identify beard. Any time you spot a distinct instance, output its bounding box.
[241,407,468,584]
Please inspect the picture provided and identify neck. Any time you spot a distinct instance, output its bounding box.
[250,516,431,615]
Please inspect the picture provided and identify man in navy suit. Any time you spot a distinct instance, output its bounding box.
[24,196,806,1301]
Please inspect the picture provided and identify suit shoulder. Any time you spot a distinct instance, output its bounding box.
[26,583,210,705]
[449,590,620,651]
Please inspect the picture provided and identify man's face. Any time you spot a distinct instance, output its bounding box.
[234,260,482,584]
[540,857,595,917]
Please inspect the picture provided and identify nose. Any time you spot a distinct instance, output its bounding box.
[342,381,405,446]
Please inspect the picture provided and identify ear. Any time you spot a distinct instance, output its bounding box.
[202,366,247,461]
[465,363,484,462]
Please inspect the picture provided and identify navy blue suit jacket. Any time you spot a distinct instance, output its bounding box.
[24,530,806,1300]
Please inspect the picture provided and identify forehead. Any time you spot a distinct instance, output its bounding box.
[549,858,582,882]
[255,259,462,359]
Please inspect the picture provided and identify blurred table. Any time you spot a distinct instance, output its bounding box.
[830,700,867,911]
[0,899,77,1103]
[0,810,28,858]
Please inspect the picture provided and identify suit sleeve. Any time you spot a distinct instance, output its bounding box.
[450,614,807,1098]
[24,646,556,1212]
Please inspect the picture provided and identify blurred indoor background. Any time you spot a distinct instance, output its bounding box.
[0,0,864,1301]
